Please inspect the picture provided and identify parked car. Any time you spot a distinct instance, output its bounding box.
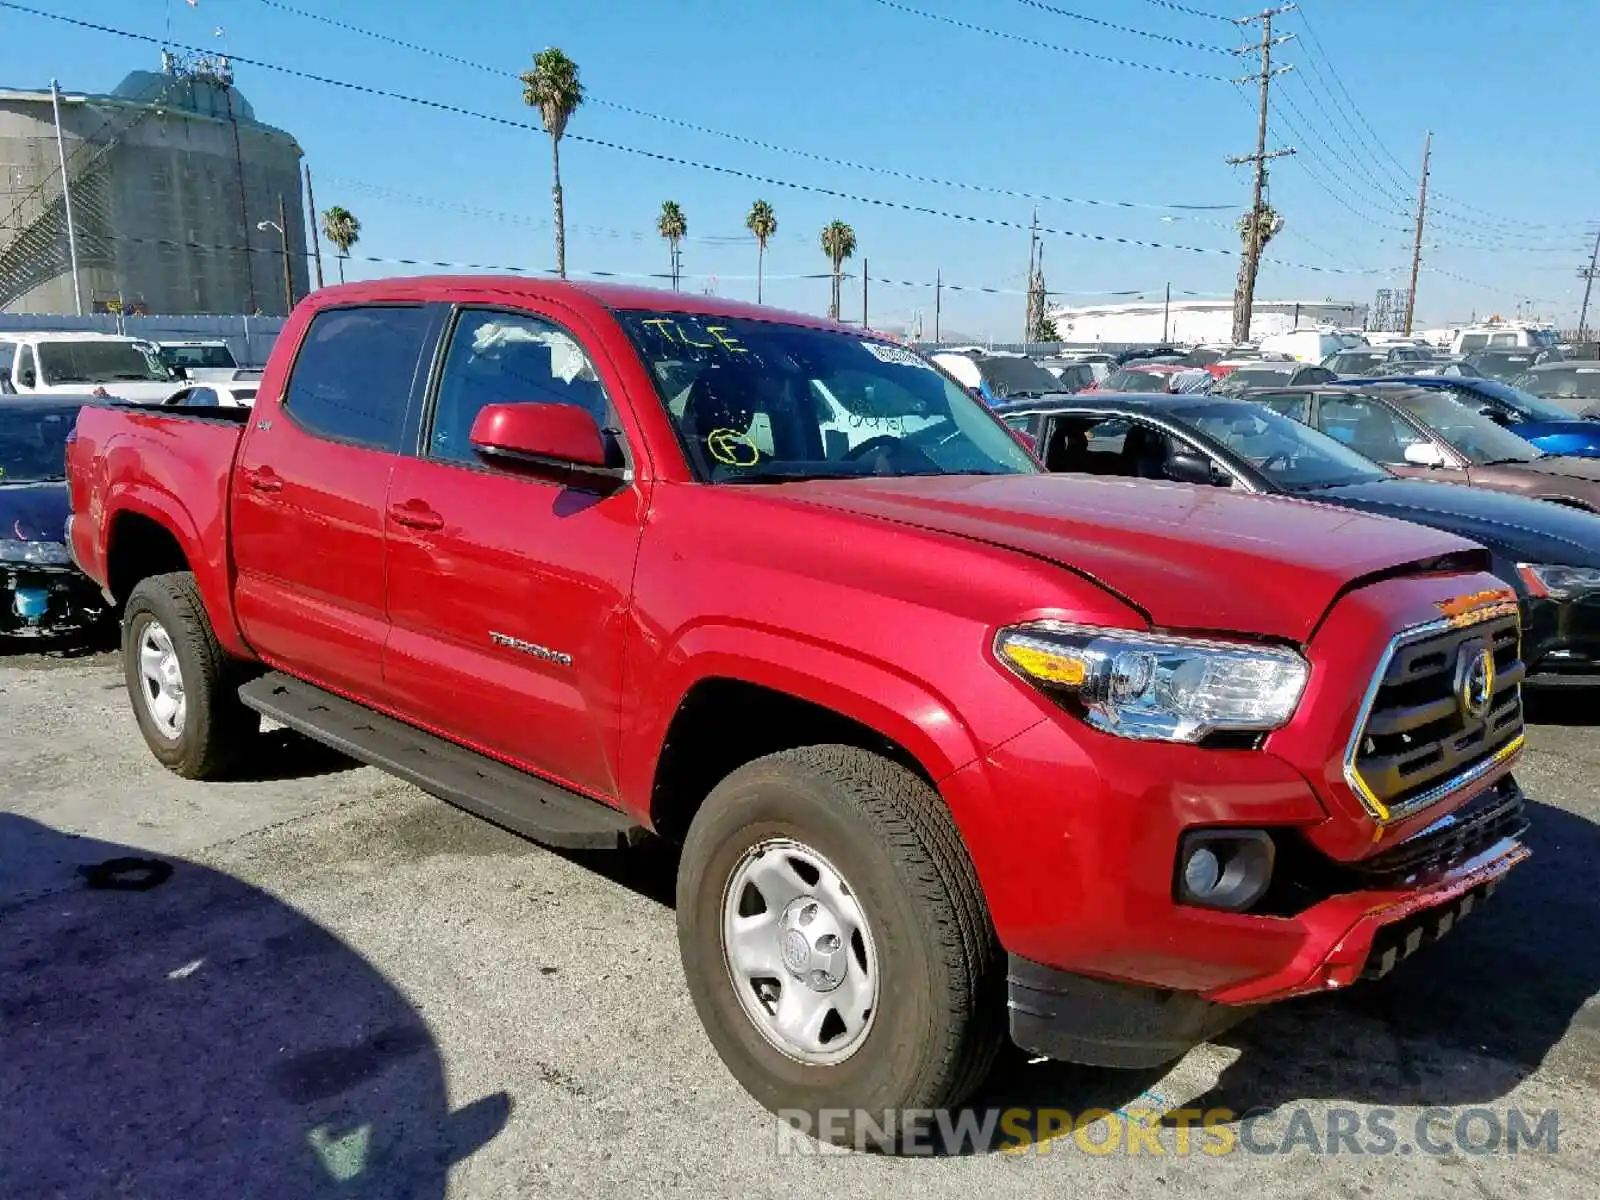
[0,332,184,404]
[1452,324,1562,356]
[1379,376,1600,459]
[1509,362,1600,416]
[67,276,1532,1133]
[157,339,241,383]
[1365,357,1483,380]
[0,396,112,637]
[930,351,1069,403]
[1093,363,1194,392]
[1036,359,1103,392]
[1244,382,1600,510]
[164,381,259,408]
[1322,346,1432,377]
[1113,345,1186,366]
[1212,360,1338,395]
[995,392,1600,677]
[1257,329,1349,363]
[1466,349,1553,383]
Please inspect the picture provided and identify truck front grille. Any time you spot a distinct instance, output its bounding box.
[1346,606,1525,822]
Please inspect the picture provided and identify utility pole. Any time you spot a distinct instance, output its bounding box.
[862,257,869,329]
[1162,281,1171,343]
[1024,207,1040,344]
[49,79,83,316]
[935,269,942,343]
[303,163,325,290]
[277,193,294,313]
[1577,225,1600,340]
[1402,131,1432,336]
[1227,5,1297,344]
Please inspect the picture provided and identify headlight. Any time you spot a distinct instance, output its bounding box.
[1517,563,1600,600]
[0,539,71,565]
[994,622,1310,743]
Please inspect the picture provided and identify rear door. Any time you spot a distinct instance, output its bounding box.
[231,303,441,700]
[382,304,649,801]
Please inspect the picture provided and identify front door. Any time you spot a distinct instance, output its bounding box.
[231,303,438,700]
[382,305,648,801]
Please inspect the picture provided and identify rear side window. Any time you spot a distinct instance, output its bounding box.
[282,306,432,450]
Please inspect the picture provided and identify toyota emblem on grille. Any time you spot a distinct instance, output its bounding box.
[1455,641,1496,721]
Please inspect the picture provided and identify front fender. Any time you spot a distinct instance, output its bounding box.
[617,620,1021,819]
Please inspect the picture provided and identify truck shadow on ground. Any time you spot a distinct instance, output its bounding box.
[0,814,511,1198]
[224,727,362,783]
[1523,681,1600,726]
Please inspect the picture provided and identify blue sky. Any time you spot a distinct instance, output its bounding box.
[3,0,1595,336]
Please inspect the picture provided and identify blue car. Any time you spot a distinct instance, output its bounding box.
[1378,375,1600,458]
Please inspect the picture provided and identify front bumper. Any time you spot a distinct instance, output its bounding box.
[1524,591,1600,676]
[1008,780,1530,1066]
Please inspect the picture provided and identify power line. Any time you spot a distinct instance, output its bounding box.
[1006,0,1233,54]
[866,0,1231,80]
[6,4,1389,277]
[1139,0,1235,20]
[244,0,1236,220]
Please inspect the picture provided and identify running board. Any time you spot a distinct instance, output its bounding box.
[238,672,647,851]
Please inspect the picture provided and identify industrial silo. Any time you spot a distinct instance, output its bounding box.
[0,53,309,316]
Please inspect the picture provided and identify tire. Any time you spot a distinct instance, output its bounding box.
[122,572,259,779]
[677,745,1004,1147]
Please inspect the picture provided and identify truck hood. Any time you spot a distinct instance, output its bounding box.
[784,474,1480,642]
[1316,478,1600,567]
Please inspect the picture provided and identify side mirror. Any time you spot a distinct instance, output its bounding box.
[169,364,189,380]
[468,402,625,485]
[0,367,11,395]
[1166,450,1223,486]
[1402,441,1450,468]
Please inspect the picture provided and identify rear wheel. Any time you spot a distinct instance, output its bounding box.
[677,745,1004,1147]
[122,572,258,779]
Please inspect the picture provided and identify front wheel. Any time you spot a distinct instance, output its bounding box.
[677,746,1004,1145]
[123,572,259,779]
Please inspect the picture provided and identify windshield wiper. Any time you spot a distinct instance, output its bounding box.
[720,469,867,484]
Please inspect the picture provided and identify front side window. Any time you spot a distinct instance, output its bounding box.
[1172,401,1388,490]
[1315,395,1435,464]
[1391,389,1544,464]
[428,309,613,466]
[16,346,37,388]
[616,312,1038,482]
[37,340,173,385]
[282,305,432,451]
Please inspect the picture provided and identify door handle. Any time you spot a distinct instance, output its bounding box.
[244,466,282,493]
[388,501,444,532]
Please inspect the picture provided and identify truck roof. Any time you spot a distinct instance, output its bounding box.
[310,276,843,332]
[0,331,150,344]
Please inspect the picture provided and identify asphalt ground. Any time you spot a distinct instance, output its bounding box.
[2,646,1596,1198]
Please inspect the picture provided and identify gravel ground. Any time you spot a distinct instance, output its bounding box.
[1,648,1596,1199]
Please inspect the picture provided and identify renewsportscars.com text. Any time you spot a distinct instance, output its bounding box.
[775,1105,1562,1157]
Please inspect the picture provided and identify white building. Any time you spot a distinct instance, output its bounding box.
[1047,298,1369,345]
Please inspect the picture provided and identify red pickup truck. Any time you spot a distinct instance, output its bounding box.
[68,278,1531,1135]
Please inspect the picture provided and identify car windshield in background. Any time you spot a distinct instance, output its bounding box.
[0,403,84,483]
[1171,401,1388,491]
[1326,350,1387,374]
[1388,389,1545,464]
[38,341,173,385]
[1100,368,1172,393]
[1214,365,1296,395]
[616,312,1040,483]
[1467,379,1587,423]
[1513,366,1600,402]
[1468,351,1541,382]
[974,356,1064,398]
[160,344,237,370]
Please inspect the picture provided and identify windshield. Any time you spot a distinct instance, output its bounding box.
[160,343,237,370]
[1325,350,1386,374]
[616,312,1039,483]
[1387,389,1544,463]
[1513,366,1600,402]
[0,403,83,483]
[1214,364,1297,396]
[974,356,1063,398]
[1466,351,1539,383]
[1171,400,1388,490]
[1101,368,1171,393]
[38,340,174,385]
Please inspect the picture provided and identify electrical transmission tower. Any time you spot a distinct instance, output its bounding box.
[1227,5,1297,344]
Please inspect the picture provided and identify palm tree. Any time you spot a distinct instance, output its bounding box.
[745,200,778,304]
[820,219,857,321]
[1231,203,1285,342]
[657,201,687,291]
[320,207,360,284]
[520,48,585,279]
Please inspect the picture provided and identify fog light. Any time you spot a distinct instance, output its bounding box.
[1176,831,1275,912]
